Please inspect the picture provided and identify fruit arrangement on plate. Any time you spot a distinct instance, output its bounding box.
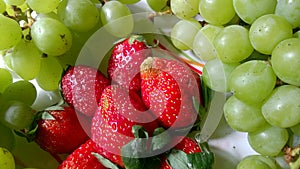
[0,0,300,169]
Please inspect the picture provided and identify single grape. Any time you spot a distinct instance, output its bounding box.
[271,38,300,86]
[0,68,12,93]
[57,0,100,32]
[233,0,277,24]
[118,0,140,4]
[229,60,276,104]
[193,24,223,61]
[35,56,63,91]
[11,39,41,80]
[0,101,35,130]
[290,123,300,136]
[146,0,169,12]
[202,58,239,92]
[275,0,300,29]
[0,14,22,50]
[224,95,268,132]
[294,30,300,38]
[3,0,24,5]
[171,18,202,50]
[0,0,6,13]
[249,14,293,55]
[213,25,253,63]
[248,125,289,156]
[237,155,280,169]
[26,0,60,13]
[0,123,15,151]
[199,0,235,26]
[262,85,300,128]
[0,147,15,169]
[171,0,199,19]
[100,1,134,38]
[31,17,72,56]
[2,80,37,106]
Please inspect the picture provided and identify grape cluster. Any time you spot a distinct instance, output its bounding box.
[187,0,299,168]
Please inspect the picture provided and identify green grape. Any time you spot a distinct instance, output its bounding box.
[171,0,199,19]
[0,100,35,130]
[2,80,37,106]
[57,0,100,32]
[171,18,202,50]
[202,58,239,92]
[233,0,277,24]
[11,40,41,80]
[0,14,22,50]
[12,134,59,168]
[248,125,289,156]
[0,0,6,13]
[229,60,276,104]
[294,30,300,38]
[26,0,60,13]
[290,123,300,136]
[193,24,223,61]
[118,0,140,4]
[249,14,293,55]
[224,95,268,132]
[275,0,300,29]
[271,38,300,86]
[262,85,300,128]
[31,17,73,56]
[2,52,13,69]
[0,147,15,169]
[3,0,24,5]
[100,1,133,38]
[146,0,169,12]
[0,123,15,151]
[0,68,12,93]
[199,0,235,26]
[214,25,253,63]
[36,56,63,91]
[237,155,280,169]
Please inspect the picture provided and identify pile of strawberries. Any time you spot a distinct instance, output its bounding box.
[24,35,214,169]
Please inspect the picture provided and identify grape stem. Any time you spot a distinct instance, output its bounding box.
[284,145,300,169]
[148,9,172,22]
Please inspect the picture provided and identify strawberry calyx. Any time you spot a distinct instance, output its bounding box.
[92,152,120,169]
[121,126,170,169]
[165,141,214,169]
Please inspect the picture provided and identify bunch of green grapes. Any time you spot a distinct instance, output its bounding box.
[184,0,300,168]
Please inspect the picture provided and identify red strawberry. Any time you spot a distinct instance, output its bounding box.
[61,65,110,116]
[91,85,158,168]
[58,139,107,169]
[140,56,200,129]
[159,137,202,169]
[108,35,149,93]
[35,106,89,155]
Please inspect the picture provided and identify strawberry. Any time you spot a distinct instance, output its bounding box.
[91,85,158,168]
[140,56,200,129]
[159,137,202,169]
[34,106,89,155]
[61,65,110,116]
[58,139,107,169]
[107,35,149,93]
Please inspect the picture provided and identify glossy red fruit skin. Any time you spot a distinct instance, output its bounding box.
[159,137,202,169]
[91,85,158,168]
[140,57,200,129]
[58,139,107,169]
[107,35,149,93]
[61,65,110,116]
[35,106,89,154]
